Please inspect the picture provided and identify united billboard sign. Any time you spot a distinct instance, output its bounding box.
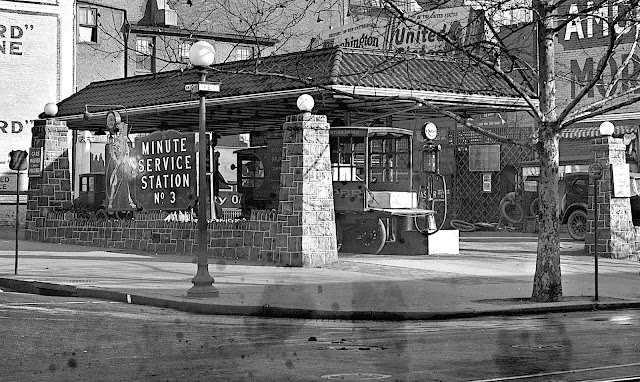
[134,130,197,211]
[311,6,484,55]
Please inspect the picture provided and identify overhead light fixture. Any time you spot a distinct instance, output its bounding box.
[83,104,129,125]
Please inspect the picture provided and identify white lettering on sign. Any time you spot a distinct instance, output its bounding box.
[560,0,640,50]
[0,24,34,55]
[141,137,188,155]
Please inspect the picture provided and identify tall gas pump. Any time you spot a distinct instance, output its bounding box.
[419,121,446,234]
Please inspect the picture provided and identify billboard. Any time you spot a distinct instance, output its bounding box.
[311,6,484,55]
[387,6,483,55]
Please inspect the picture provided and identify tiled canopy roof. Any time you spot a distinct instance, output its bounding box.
[55,47,532,135]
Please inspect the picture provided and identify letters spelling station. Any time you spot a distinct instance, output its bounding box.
[138,136,194,191]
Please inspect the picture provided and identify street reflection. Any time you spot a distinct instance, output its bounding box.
[494,318,573,378]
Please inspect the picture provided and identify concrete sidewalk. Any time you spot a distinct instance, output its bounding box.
[1,229,640,320]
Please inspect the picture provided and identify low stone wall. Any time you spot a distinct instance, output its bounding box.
[25,210,289,264]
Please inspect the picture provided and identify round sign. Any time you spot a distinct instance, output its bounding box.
[422,121,437,140]
[106,111,121,129]
[588,163,603,179]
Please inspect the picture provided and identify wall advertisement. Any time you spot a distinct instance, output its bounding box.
[556,0,640,113]
[0,7,59,197]
[312,6,483,55]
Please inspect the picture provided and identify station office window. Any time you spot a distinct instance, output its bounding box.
[330,135,366,182]
[136,36,156,73]
[78,6,98,43]
[369,135,410,191]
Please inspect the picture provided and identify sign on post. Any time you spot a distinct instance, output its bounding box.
[8,150,28,171]
[28,147,43,177]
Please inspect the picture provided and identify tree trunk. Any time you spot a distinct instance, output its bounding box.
[532,126,562,302]
[531,0,562,302]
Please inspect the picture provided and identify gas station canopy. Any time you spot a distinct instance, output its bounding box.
[53,46,534,136]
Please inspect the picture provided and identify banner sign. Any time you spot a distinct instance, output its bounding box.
[134,129,196,211]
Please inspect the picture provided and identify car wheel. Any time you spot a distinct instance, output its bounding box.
[501,201,524,224]
[95,208,108,220]
[567,209,587,241]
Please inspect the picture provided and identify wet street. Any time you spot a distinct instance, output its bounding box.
[1,290,639,381]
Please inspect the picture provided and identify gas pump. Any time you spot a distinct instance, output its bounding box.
[418,122,447,234]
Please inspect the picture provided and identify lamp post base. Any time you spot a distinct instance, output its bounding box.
[187,263,219,298]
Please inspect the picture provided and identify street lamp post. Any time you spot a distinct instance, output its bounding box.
[187,41,219,298]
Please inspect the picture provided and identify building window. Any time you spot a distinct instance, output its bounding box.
[78,6,98,43]
[136,36,155,73]
[179,41,192,63]
[233,46,254,61]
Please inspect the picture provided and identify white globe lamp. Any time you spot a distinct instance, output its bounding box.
[297,94,315,112]
[189,41,216,67]
[43,102,58,117]
[599,121,614,136]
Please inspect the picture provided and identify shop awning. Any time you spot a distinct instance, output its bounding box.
[559,125,638,139]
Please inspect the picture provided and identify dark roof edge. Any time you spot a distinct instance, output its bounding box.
[130,24,279,46]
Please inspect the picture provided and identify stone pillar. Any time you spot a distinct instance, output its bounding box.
[25,119,72,241]
[276,112,338,267]
[587,135,636,259]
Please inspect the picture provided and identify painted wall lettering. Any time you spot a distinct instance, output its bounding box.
[0,120,25,133]
[0,24,34,55]
[559,0,639,50]
[569,54,640,98]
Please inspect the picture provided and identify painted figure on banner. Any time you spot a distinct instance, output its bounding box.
[105,123,137,210]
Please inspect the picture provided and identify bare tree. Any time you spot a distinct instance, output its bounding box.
[381,0,640,301]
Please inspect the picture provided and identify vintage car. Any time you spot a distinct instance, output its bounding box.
[560,173,589,240]
[560,172,640,240]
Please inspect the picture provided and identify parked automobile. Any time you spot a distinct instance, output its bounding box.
[560,173,589,241]
[560,172,640,240]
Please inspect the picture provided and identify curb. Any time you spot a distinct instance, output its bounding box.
[3,277,640,321]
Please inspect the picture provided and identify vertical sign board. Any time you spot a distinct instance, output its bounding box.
[611,163,631,198]
[27,147,43,177]
[0,8,60,195]
[482,173,492,192]
[134,130,197,211]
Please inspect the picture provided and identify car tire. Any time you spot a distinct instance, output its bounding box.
[567,209,587,241]
[530,198,540,217]
[95,208,109,220]
[501,201,524,224]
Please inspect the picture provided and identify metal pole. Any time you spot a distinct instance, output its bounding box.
[188,69,218,297]
[594,177,599,301]
[14,169,19,275]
